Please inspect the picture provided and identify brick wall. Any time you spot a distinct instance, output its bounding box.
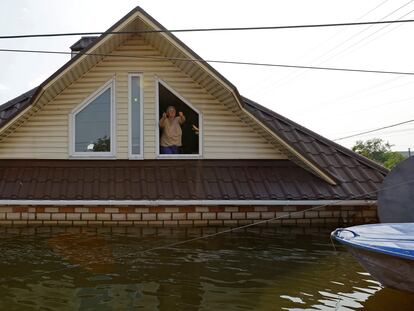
[0,205,378,227]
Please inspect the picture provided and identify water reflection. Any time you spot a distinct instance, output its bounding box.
[0,226,413,310]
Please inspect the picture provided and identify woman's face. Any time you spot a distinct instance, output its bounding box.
[167,108,176,118]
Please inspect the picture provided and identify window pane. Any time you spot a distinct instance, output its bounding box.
[75,88,111,152]
[131,76,141,154]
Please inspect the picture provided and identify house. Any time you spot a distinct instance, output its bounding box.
[0,7,387,227]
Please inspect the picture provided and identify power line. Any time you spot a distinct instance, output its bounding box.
[333,119,414,141]
[2,19,414,39]
[1,48,414,76]
[323,5,414,64]
[313,0,414,64]
[256,0,414,95]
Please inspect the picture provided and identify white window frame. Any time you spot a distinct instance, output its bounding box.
[155,77,203,159]
[69,78,116,158]
[128,73,144,159]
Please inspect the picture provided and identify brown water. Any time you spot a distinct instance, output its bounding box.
[0,226,413,310]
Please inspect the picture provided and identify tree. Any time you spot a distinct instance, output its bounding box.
[352,138,406,169]
[93,136,110,152]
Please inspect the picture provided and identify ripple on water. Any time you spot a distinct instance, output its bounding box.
[0,227,413,310]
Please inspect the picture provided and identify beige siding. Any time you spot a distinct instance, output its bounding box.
[0,36,287,159]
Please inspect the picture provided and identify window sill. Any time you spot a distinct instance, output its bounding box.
[69,154,117,160]
[157,154,202,160]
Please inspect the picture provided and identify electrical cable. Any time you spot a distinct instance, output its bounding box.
[0,48,414,76]
[256,0,414,94]
[333,118,414,141]
[2,19,414,40]
[323,6,414,64]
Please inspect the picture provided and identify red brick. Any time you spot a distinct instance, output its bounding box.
[180,206,196,213]
[119,207,134,213]
[149,207,165,213]
[12,206,28,213]
[208,206,224,212]
[90,207,104,213]
[239,206,255,212]
[59,207,74,213]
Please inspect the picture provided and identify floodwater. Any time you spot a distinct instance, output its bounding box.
[0,226,413,311]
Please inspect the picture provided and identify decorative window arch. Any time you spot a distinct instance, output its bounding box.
[69,78,115,157]
[156,78,202,158]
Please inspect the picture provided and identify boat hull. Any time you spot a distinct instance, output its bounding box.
[345,244,414,293]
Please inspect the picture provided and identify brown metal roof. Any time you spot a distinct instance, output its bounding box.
[241,97,388,182]
[0,88,37,128]
[0,159,380,201]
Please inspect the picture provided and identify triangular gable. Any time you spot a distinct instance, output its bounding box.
[0,6,384,185]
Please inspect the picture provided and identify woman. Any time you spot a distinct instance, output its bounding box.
[159,106,185,154]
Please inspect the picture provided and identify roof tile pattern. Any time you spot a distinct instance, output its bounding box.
[0,88,38,128]
[242,97,387,189]
[0,159,378,200]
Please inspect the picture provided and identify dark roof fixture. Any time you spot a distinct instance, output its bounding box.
[70,36,98,58]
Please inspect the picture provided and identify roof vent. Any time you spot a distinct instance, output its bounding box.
[70,36,98,58]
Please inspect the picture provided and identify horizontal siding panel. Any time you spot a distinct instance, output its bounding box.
[0,35,286,160]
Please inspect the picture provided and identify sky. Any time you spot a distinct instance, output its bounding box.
[0,0,413,151]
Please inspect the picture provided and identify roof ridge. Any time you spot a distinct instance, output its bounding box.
[241,96,389,175]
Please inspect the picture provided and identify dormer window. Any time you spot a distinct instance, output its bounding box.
[156,79,202,158]
[69,79,115,157]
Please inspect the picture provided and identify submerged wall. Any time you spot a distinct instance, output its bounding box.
[0,205,377,227]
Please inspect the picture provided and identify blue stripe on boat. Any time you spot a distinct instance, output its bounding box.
[331,223,414,261]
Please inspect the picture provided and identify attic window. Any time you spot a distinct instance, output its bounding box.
[157,80,201,157]
[70,79,115,157]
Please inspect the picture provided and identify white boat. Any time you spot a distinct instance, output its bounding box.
[331,223,414,293]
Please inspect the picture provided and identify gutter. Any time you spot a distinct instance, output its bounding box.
[0,200,376,206]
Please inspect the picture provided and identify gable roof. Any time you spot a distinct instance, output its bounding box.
[0,6,388,188]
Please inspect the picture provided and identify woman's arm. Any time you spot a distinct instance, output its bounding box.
[178,111,186,124]
[159,112,167,128]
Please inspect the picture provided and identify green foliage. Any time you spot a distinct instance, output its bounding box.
[93,136,110,152]
[352,138,405,169]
